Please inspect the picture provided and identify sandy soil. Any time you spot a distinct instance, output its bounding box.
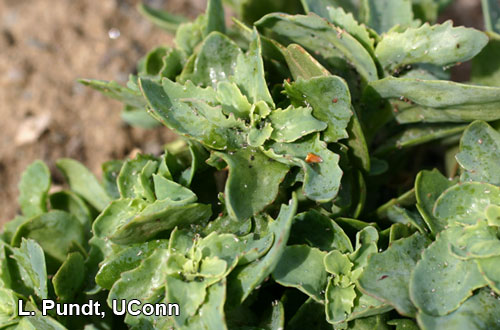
[0,0,483,225]
[0,0,205,224]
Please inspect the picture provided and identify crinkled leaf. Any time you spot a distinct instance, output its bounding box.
[447,222,500,259]
[187,32,240,88]
[213,148,289,220]
[476,256,500,294]
[349,226,379,269]
[166,276,208,327]
[0,288,18,326]
[272,245,328,302]
[117,154,157,199]
[327,6,375,53]
[358,233,431,317]
[11,239,47,299]
[415,169,457,235]
[108,247,169,304]
[96,240,168,290]
[409,229,488,316]
[434,182,500,225]
[228,196,297,303]
[52,252,85,302]
[183,280,227,330]
[285,76,352,142]
[57,158,111,211]
[375,21,488,71]
[266,134,342,203]
[370,77,500,123]
[256,13,378,83]
[18,160,50,218]
[417,289,500,330]
[216,81,252,120]
[234,29,274,106]
[12,211,85,272]
[456,120,500,185]
[110,200,212,244]
[269,105,327,143]
[248,122,273,147]
[325,281,356,324]
[140,78,246,151]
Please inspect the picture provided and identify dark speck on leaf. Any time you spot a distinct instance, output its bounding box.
[378,275,389,281]
[250,155,255,161]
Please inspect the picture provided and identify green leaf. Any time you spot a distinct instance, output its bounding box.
[358,233,431,317]
[417,289,500,330]
[108,247,169,304]
[266,134,342,203]
[57,158,111,211]
[375,21,488,71]
[187,32,241,88]
[348,225,379,269]
[117,154,157,199]
[52,252,85,302]
[101,160,123,200]
[11,239,47,299]
[0,288,18,326]
[137,3,188,32]
[370,77,500,123]
[374,124,467,155]
[12,211,85,272]
[434,182,500,226]
[16,313,66,330]
[109,200,212,244]
[79,79,146,109]
[282,43,330,80]
[387,318,419,330]
[175,15,206,55]
[166,276,208,327]
[471,32,500,87]
[326,6,375,55]
[205,0,226,36]
[269,105,327,142]
[447,222,500,259]
[96,240,168,290]
[409,228,488,316]
[273,245,328,302]
[228,196,297,303]
[456,120,500,185]
[234,28,275,106]
[18,160,50,218]
[216,81,252,120]
[256,13,378,83]
[360,0,414,34]
[325,280,356,324]
[140,78,246,151]
[213,148,290,220]
[288,298,332,330]
[289,210,353,253]
[415,169,457,235]
[183,280,228,330]
[50,191,92,234]
[411,0,439,23]
[476,256,500,294]
[481,0,500,34]
[285,76,353,143]
[301,0,358,20]
[153,174,196,202]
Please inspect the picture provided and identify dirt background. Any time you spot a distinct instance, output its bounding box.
[0,0,483,225]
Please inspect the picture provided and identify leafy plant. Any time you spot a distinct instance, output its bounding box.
[3,0,500,329]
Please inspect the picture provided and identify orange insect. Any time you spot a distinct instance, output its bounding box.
[305,153,323,163]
